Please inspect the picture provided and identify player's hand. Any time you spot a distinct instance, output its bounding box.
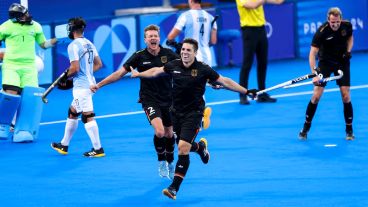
[312,67,323,85]
[130,66,139,78]
[90,84,99,93]
[246,89,258,99]
[342,51,352,62]
[57,69,73,90]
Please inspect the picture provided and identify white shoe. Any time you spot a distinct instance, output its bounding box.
[167,162,175,180]
[158,161,169,178]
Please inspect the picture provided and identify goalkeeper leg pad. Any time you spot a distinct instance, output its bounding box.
[13,87,45,142]
[0,91,21,139]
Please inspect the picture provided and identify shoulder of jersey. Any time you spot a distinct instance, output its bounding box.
[319,22,329,33]
[197,60,210,68]
[135,49,145,55]
[341,20,352,27]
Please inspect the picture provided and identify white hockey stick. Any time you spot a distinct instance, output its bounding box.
[283,70,343,89]
[256,73,316,95]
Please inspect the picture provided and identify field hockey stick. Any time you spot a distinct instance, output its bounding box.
[41,70,68,103]
[284,70,343,89]
[256,73,317,95]
[211,15,219,28]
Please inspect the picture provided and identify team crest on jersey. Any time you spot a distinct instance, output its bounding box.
[191,69,198,77]
[161,56,168,63]
[341,29,347,36]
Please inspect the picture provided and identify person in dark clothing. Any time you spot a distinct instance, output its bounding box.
[91,24,179,179]
[235,0,284,104]
[299,7,354,141]
[131,38,257,200]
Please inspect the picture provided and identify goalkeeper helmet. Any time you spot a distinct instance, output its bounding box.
[9,3,32,24]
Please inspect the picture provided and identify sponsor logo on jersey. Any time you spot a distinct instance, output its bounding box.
[326,36,333,40]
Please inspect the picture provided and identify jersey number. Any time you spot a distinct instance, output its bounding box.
[200,24,204,37]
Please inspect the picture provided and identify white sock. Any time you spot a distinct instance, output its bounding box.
[61,118,78,146]
[84,120,102,150]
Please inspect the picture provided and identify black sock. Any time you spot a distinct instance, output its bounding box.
[165,136,175,163]
[153,135,166,161]
[343,102,353,125]
[190,142,204,152]
[305,101,318,123]
[170,154,190,191]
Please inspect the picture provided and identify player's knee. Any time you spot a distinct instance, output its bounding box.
[177,141,190,154]
[164,130,174,139]
[81,112,95,123]
[68,107,80,119]
[342,94,351,103]
[155,128,165,138]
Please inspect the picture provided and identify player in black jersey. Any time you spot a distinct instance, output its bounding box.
[299,7,354,141]
[91,24,179,179]
[131,38,257,200]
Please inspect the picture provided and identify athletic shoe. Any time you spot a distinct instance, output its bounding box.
[345,131,355,141]
[167,162,175,180]
[51,142,68,155]
[83,147,105,157]
[163,186,177,200]
[158,161,169,178]
[9,124,15,133]
[198,138,210,164]
[256,93,276,103]
[298,122,311,141]
[239,96,250,105]
[202,107,212,130]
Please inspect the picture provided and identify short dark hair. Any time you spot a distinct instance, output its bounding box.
[144,24,160,37]
[182,38,198,52]
[193,0,202,3]
[68,17,86,34]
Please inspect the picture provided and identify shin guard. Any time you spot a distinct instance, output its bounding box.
[0,91,21,139]
[13,87,45,142]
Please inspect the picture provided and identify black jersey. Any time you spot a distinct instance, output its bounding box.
[164,59,220,114]
[312,21,352,64]
[123,46,179,106]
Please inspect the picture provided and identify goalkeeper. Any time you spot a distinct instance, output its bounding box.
[0,3,57,138]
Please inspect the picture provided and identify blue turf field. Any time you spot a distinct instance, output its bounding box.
[1,52,367,206]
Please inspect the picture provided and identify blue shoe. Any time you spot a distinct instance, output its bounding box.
[158,161,169,178]
[167,162,175,180]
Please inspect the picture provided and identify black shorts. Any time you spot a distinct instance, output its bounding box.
[172,110,202,144]
[143,103,172,127]
[318,60,350,87]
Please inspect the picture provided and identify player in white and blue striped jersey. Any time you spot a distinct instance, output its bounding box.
[51,17,105,158]
[167,0,217,67]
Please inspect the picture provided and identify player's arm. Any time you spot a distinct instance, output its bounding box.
[131,66,165,78]
[93,56,103,72]
[93,66,129,91]
[39,38,58,49]
[309,46,319,73]
[347,35,353,53]
[167,28,181,42]
[210,28,217,45]
[265,0,284,4]
[214,75,247,93]
[68,60,80,77]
